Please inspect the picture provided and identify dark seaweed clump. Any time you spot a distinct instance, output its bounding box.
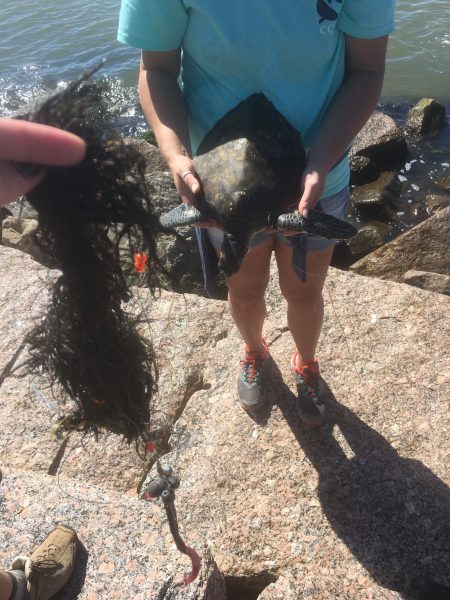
[22,65,165,444]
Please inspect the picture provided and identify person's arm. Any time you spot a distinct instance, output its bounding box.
[0,119,85,205]
[139,50,200,205]
[299,34,389,216]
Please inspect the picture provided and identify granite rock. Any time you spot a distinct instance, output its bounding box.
[404,98,446,136]
[403,269,450,296]
[350,171,402,217]
[349,205,450,282]
[350,112,408,169]
[0,468,225,599]
[144,262,450,599]
[425,193,450,215]
[1,248,450,598]
[1,217,48,266]
[347,222,392,257]
[0,247,231,493]
[0,247,55,374]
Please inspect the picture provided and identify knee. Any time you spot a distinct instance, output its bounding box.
[228,281,268,308]
[280,284,324,310]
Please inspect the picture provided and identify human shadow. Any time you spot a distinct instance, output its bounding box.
[277,381,450,599]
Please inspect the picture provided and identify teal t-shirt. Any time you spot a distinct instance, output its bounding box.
[118,0,395,197]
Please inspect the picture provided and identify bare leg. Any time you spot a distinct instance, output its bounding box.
[225,237,274,353]
[275,240,334,366]
[0,571,13,600]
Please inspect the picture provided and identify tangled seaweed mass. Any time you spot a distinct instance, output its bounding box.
[21,65,166,444]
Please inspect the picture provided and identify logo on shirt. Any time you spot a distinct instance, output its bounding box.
[316,0,343,34]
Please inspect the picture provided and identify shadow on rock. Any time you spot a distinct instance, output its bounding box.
[243,357,284,427]
[53,538,88,599]
[278,382,450,599]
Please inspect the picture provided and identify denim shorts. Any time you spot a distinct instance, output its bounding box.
[206,186,350,253]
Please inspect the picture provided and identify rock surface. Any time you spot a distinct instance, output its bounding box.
[0,248,232,494]
[349,155,380,186]
[1,217,48,266]
[350,112,409,169]
[349,205,450,282]
[404,98,446,136]
[403,269,450,296]
[347,222,392,257]
[1,248,450,598]
[425,193,450,214]
[350,171,402,217]
[0,468,226,600]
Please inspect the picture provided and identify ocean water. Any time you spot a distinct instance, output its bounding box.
[1,0,449,128]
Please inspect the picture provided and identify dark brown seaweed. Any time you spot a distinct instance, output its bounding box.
[22,65,165,444]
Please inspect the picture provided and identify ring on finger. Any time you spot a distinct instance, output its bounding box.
[181,170,194,180]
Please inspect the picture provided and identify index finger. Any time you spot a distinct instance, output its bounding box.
[0,119,86,166]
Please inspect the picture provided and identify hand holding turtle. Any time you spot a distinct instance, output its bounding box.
[168,153,222,230]
[265,163,326,236]
[168,153,201,204]
[298,165,326,218]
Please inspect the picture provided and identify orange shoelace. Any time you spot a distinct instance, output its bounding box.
[240,339,269,384]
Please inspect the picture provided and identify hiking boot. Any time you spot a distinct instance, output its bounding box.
[10,525,78,600]
[290,353,325,427]
[237,338,270,413]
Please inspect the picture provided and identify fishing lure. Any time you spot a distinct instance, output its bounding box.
[144,462,201,585]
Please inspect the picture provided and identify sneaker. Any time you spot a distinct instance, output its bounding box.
[237,338,270,413]
[290,353,325,427]
[10,525,78,600]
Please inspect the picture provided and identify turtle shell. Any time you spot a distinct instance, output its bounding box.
[193,93,307,238]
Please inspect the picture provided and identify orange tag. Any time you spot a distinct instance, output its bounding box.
[134,252,148,273]
[91,396,105,406]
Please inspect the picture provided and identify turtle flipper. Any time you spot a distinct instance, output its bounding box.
[219,232,249,276]
[275,210,357,240]
[160,204,204,228]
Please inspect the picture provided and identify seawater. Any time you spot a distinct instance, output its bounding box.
[1,0,450,126]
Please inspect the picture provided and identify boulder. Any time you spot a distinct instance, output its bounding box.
[350,171,402,218]
[425,194,450,215]
[1,217,47,264]
[403,269,450,296]
[0,468,226,600]
[0,206,12,243]
[349,155,379,186]
[350,112,408,170]
[349,205,450,282]
[435,174,450,192]
[1,249,450,598]
[124,137,168,174]
[346,221,392,257]
[404,98,446,136]
[0,246,232,494]
[7,198,37,220]
[142,263,450,599]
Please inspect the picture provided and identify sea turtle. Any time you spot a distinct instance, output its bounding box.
[160,94,357,276]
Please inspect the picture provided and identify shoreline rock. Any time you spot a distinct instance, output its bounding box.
[3,101,448,297]
[1,247,449,598]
